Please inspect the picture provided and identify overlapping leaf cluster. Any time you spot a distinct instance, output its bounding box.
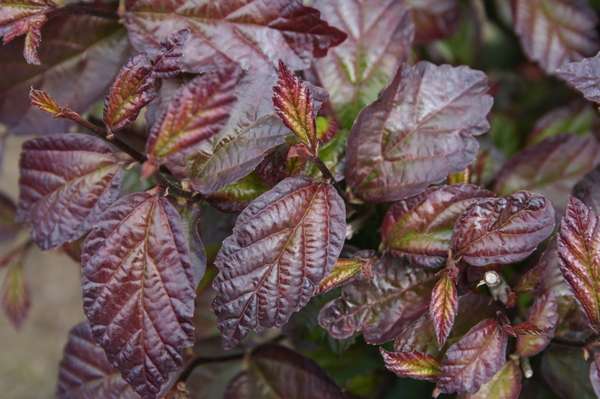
[3,0,600,398]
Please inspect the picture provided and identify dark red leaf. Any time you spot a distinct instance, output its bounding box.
[462,358,522,399]
[381,184,493,267]
[430,272,458,347]
[512,0,599,74]
[0,192,21,243]
[557,196,600,333]
[345,61,493,202]
[408,0,460,44]
[57,322,139,399]
[516,293,559,357]
[124,0,347,72]
[17,133,129,250]
[223,345,346,399]
[452,191,555,266]
[319,256,436,344]
[436,318,508,395]
[82,190,200,398]
[380,349,441,381]
[0,244,31,329]
[494,135,600,210]
[212,176,346,348]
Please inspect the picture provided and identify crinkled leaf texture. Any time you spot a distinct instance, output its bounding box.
[224,345,346,399]
[436,319,508,395]
[318,256,436,344]
[313,0,414,124]
[212,176,346,349]
[17,134,129,250]
[124,0,346,72]
[462,358,522,399]
[0,15,130,134]
[380,349,441,382]
[452,191,555,266]
[494,135,600,210]
[345,61,493,202]
[57,322,139,399]
[558,53,600,104]
[381,184,493,267]
[82,191,201,398]
[557,196,600,333]
[430,272,458,347]
[512,0,599,74]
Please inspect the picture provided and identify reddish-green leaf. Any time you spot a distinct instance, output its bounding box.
[452,191,555,266]
[224,345,346,399]
[512,0,599,74]
[124,0,346,72]
[273,61,318,154]
[205,173,269,213]
[516,293,559,357]
[312,0,414,126]
[212,177,346,348]
[462,358,522,399]
[494,135,600,210]
[557,196,600,333]
[527,103,598,146]
[380,349,441,382]
[317,256,374,295]
[430,272,458,347]
[57,322,139,399]
[17,134,129,250]
[82,190,201,398]
[318,256,436,344]
[345,61,493,202]
[381,184,493,267]
[436,318,508,395]
[0,192,21,243]
[408,0,460,44]
[0,245,30,329]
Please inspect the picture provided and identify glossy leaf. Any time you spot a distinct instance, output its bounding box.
[0,246,30,329]
[318,256,436,344]
[557,196,600,333]
[408,0,460,44]
[345,61,493,202]
[57,322,139,399]
[512,0,599,74]
[381,184,493,267]
[494,135,600,210]
[516,294,559,357]
[212,177,346,348]
[574,165,600,214]
[82,191,200,398]
[273,61,318,154]
[17,134,128,250]
[380,349,441,382]
[0,192,21,243]
[452,191,555,266]
[124,0,347,72]
[224,345,346,399]
[462,359,522,399]
[312,0,414,126]
[558,51,600,104]
[317,256,374,295]
[436,319,508,395]
[0,15,130,134]
[430,272,458,347]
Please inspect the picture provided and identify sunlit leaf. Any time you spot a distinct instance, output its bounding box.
[380,349,441,382]
[430,271,458,347]
[82,190,201,398]
[212,177,346,348]
[452,191,555,266]
[345,61,493,202]
[462,358,522,399]
[317,256,374,295]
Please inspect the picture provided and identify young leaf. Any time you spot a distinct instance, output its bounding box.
[223,345,346,399]
[380,349,441,381]
[57,322,139,399]
[0,15,130,135]
[312,0,414,126]
[1,246,30,329]
[317,256,374,295]
[273,61,318,155]
[494,135,600,210]
[17,134,130,250]
[436,318,508,395]
[318,256,436,344]
[430,271,458,347]
[452,191,555,266]
[212,176,346,349]
[381,184,493,267]
[557,196,600,333]
[516,293,559,357]
[512,0,599,74]
[408,0,460,44]
[345,61,493,202]
[81,191,201,398]
[0,192,21,243]
[124,0,347,72]
[462,358,522,399]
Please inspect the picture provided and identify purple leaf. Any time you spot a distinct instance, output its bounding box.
[558,53,600,104]
[452,191,555,266]
[17,134,130,250]
[212,176,346,348]
[82,190,200,398]
[516,293,559,357]
[574,165,600,214]
[345,61,493,202]
[462,358,522,399]
[408,0,460,44]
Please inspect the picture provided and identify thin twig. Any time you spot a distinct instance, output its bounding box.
[311,156,345,197]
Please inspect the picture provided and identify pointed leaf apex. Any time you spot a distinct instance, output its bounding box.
[29,88,62,117]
